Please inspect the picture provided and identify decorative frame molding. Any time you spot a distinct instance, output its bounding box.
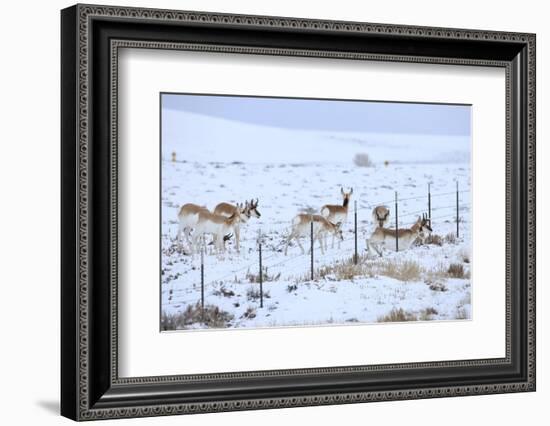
[61,4,535,421]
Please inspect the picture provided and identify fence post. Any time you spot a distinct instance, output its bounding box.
[310,214,314,280]
[200,238,205,322]
[258,229,263,308]
[456,181,460,238]
[354,200,358,265]
[395,191,399,252]
[428,183,432,225]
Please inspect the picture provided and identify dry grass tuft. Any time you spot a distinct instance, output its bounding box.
[241,306,257,319]
[246,286,271,301]
[445,232,457,244]
[161,303,234,330]
[378,308,418,322]
[246,267,281,283]
[424,234,444,246]
[212,285,235,298]
[447,263,465,278]
[311,256,375,281]
[419,307,439,321]
[377,260,422,282]
[426,261,469,281]
[310,257,422,283]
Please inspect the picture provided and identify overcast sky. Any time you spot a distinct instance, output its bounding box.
[162,93,471,137]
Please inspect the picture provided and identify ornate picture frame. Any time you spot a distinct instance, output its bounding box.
[61,4,535,421]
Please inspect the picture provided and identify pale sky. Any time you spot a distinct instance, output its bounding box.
[162,93,471,137]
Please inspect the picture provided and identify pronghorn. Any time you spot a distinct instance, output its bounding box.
[246,198,261,219]
[417,216,433,245]
[213,199,261,252]
[214,199,261,220]
[321,187,353,248]
[284,214,343,256]
[192,207,248,254]
[372,205,391,228]
[177,203,209,246]
[366,213,432,257]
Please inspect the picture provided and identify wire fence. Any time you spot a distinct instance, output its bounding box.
[163,183,471,310]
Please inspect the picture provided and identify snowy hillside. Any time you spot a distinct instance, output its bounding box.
[162,108,470,165]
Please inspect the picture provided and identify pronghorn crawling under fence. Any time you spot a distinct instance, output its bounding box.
[366,213,432,257]
[372,205,390,228]
[321,187,353,249]
[214,199,261,252]
[284,214,343,256]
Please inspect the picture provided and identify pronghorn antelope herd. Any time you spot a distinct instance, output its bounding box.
[176,188,355,258]
[176,187,434,259]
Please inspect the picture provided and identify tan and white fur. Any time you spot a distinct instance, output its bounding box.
[372,205,391,228]
[213,199,261,252]
[320,187,353,249]
[284,214,343,256]
[177,203,209,246]
[367,213,432,257]
[192,208,248,254]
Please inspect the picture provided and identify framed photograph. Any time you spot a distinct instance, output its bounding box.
[61,4,536,421]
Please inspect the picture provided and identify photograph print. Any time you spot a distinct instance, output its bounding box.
[160,93,472,331]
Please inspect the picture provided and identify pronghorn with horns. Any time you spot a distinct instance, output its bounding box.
[213,199,261,252]
[177,203,247,254]
[191,206,248,254]
[367,213,432,257]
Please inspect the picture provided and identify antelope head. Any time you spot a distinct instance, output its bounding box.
[418,213,432,233]
[340,187,353,207]
[332,221,344,241]
[374,206,390,227]
[247,198,261,218]
[234,203,249,223]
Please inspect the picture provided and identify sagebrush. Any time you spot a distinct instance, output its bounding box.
[161,303,234,330]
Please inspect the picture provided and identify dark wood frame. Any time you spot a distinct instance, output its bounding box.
[61,3,536,421]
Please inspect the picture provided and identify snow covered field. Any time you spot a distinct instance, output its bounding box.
[160,99,472,331]
[161,159,471,330]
